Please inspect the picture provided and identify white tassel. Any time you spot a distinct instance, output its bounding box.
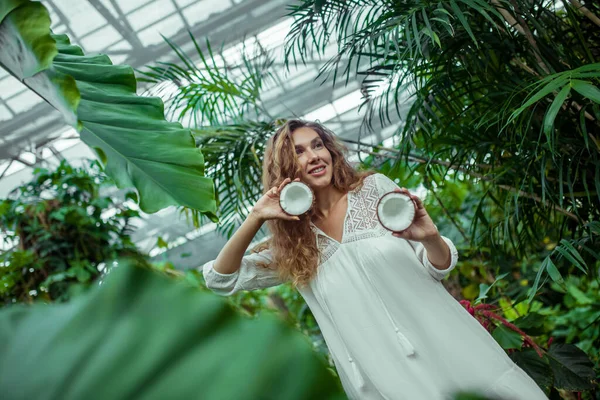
[395,328,416,357]
[349,357,365,388]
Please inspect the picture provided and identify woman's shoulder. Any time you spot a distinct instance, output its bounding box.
[356,172,393,189]
[349,172,375,195]
[352,173,398,197]
[351,171,378,188]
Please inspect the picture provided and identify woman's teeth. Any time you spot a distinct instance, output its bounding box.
[310,167,325,174]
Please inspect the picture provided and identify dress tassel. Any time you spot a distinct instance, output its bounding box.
[349,357,365,388]
[395,329,416,357]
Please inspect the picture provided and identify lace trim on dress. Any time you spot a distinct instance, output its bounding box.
[344,175,388,243]
[316,234,340,265]
[312,175,388,264]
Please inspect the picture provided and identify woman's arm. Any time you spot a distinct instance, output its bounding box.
[420,234,452,270]
[203,211,288,296]
[212,212,265,274]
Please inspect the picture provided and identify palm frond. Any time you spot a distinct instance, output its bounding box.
[138,33,275,127]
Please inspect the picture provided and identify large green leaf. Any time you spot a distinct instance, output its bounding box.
[543,84,571,137]
[0,0,26,21]
[0,262,345,400]
[546,344,595,391]
[0,0,216,217]
[0,1,77,127]
[0,1,56,77]
[571,80,600,104]
[509,349,552,395]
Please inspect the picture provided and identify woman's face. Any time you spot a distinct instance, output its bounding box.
[292,127,333,190]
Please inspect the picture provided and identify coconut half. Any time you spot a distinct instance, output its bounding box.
[377,192,416,232]
[279,181,314,216]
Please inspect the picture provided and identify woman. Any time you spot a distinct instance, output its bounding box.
[202,120,547,400]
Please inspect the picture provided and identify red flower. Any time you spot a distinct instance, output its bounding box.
[459,300,475,316]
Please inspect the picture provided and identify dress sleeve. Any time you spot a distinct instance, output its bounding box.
[406,237,459,280]
[201,249,283,296]
[372,173,459,280]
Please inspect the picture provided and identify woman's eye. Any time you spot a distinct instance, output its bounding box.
[296,148,304,154]
[314,142,323,149]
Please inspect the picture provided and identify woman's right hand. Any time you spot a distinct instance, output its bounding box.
[250,178,301,222]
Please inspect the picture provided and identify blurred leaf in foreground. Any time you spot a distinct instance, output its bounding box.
[0,261,346,400]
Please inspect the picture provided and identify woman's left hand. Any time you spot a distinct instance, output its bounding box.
[391,188,440,242]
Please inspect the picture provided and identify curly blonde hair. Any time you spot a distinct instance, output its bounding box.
[254,119,372,287]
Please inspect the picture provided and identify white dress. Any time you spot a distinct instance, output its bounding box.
[202,173,548,400]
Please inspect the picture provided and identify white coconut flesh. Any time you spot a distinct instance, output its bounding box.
[279,182,313,216]
[377,192,415,232]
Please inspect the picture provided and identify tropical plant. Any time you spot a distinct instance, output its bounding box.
[0,0,216,217]
[0,260,347,400]
[138,35,275,127]
[284,0,600,298]
[540,276,600,365]
[0,160,142,304]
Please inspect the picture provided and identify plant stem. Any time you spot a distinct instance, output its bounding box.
[491,0,525,34]
[569,0,600,28]
[509,0,551,74]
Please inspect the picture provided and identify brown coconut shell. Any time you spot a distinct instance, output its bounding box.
[376,191,417,232]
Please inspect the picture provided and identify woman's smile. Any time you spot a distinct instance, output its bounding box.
[308,165,327,176]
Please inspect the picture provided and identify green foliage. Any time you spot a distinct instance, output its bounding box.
[510,344,596,395]
[0,0,217,217]
[458,297,597,395]
[138,33,273,127]
[0,0,59,78]
[0,160,142,304]
[0,261,346,400]
[540,276,600,365]
[509,349,555,394]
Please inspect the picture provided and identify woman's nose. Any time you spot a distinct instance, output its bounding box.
[306,148,319,161]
